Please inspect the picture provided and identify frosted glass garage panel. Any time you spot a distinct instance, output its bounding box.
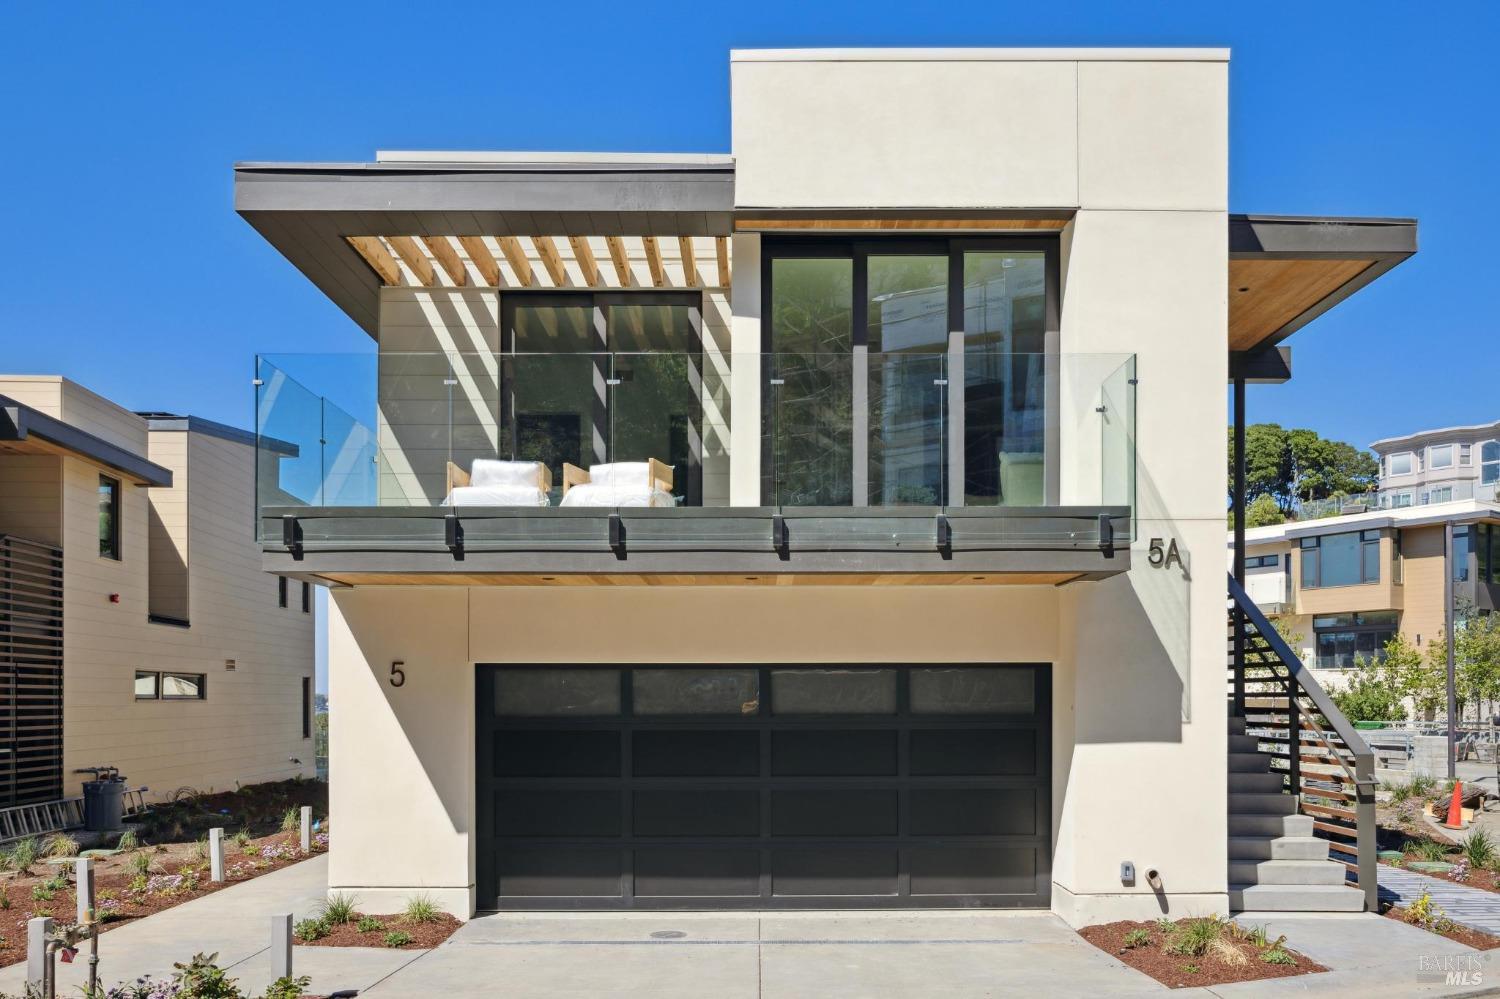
[909,668,1035,714]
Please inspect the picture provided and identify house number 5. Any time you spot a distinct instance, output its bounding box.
[1148,537,1183,570]
[390,661,406,688]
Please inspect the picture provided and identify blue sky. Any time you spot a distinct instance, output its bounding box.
[3,2,1496,689]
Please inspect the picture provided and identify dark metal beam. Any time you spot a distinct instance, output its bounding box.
[1229,347,1292,385]
[0,396,173,486]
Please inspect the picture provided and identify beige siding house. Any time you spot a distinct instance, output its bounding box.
[0,376,315,809]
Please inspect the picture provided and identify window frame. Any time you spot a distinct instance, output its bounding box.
[760,234,1061,507]
[134,670,160,700]
[301,581,311,614]
[1461,443,1473,466]
[1429,443,1455,470]
[98,474,121,560]
[302,677,313,739]
[278,576,288,608]
[1387,451,1415,476]
[1483,441,1500,486]
[1311,611,1399,670]
[1298,529,1383,589]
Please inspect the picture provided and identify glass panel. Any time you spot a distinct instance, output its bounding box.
[1317,532,1362,587]
[504,354,600,503]
[632,669,759,716]
[98,476,119,558]
[1300,550,1317,588]
[963,252,1047,506]
[1389,453,1413,475]
[162,673,205,699]
[769,257,853,506]
[868,353,945,506]
[910,667,1035,714]
[612,353,696,504]
[1430,444,1454,469]
[770,669,897,715]
[495,669,621,717]
[134,671,159,699]
[512,300,597,353]
[1455,527,1472,582]
[1361,540,1381,583]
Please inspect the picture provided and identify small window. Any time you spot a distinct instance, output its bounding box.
[1430,444,1455,470]
[633,669,760,716]
[98,475,121,559]
[161,672,206,700]
[134,670,160,699]
[1431,486,1453,504]
[302,677,312,738]
[301,581,311,613]
[1461,444,1473,466]
[278,577,288,608]
[495,669,621,717]
[1388,452,1414,476]
[910,667,1035,714]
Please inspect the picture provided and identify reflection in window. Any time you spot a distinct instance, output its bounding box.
[162,672,206,700]
[868,256,947,506]
[1484,442,1500,486]
[633,669,759,716]
[495,669,621,717]
[134,671,159,699]
[99,475,121,559]
[1313,612,1398,669]
[771,669,897,715]
[910,667,1035,714]
[1299,530,1381,588]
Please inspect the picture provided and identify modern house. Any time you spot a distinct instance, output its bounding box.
[1237,499,1500,680]
[0,376,316,815]
[1373,420,1500,510]
[239,48,1416,924]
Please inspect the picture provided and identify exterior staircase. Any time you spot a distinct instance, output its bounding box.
[1227,573,1378,912]
[1228,713,1365,911]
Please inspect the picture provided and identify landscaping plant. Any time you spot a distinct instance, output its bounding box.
[320,892,358,925]
[356,915,383,933]
[1164,917,1223,957]
[116,829,139,851]
[44,832,80,858]
[383,930,414,948]
[293,918,327,942]
[1121,928,1151,949]
[4,836,38,874]
[403,894,440,924]
[280,807,300,833]
[260,975,312,999]
[1463,829,1497,869]
[1262,946,1296,966]
[171,952,242,999]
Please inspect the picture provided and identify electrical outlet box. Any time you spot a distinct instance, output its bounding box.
[1120,861,1136,885]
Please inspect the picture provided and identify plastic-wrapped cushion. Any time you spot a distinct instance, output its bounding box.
[443,485,550,507]
[586,462,650,489]
[470,460,544,488]
[559,485,674,508]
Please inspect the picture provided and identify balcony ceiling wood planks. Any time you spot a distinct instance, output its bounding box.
[456,236,501,286]
[385,236,436,287]
[308,570,1088,587]
[420,236,467,286]
[605,236,633,286]
[569,236,601,287]
[532,236,568,286]
[641,236,666,287]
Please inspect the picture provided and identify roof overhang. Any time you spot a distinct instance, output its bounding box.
[1228,214,1417,356]
[0,396,172,486]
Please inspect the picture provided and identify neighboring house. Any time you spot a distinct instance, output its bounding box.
[237,49,1415,924]
[0,376,316,812]
[1236,500,1500,685]
[1372,420,1500,510]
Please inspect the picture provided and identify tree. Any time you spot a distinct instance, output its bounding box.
[1331,654,1406,722]
[1383,632,1445,719]
[1245,493,1285,528]
[1428,604,1500,721]
[1227,423,1378,515]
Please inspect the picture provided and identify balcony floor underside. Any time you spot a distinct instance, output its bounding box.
[281,569,1100,587]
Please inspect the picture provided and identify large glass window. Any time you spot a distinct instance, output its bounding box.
[1430,444,1455,469]
[98,475,120,559]
[1313,612,1398,669]
[1483,442,1500,486]
[1388,452,1414,476]
[1455,526,1473,582]
[765,239,1054,507]
[1300,530,1382,588]
[503,293,703,504]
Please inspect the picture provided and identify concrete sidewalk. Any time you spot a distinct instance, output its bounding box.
[0,855,413,997]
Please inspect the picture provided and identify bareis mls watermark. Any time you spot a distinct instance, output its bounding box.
[1417,953,1488,986]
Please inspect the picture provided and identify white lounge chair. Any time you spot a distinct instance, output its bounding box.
[559,459,675,508]
[443,459,552,507]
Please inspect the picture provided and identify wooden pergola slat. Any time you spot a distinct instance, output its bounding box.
[420,236,468,287]
[533,236,568,286]
[641,236,666,288]
[385,236,436,287]
[457,236,502,286]
[569,236,601,287]
[346,237,401,286]
[497,237,534,287]
[715,236,731,288]
[605,236,632,286]
[678,236,698,287]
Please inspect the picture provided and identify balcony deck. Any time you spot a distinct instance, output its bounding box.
[263,504,1130,586]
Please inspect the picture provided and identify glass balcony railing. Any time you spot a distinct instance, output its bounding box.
[255,351,1136,549]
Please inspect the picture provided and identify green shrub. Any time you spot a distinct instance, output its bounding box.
[293,918,327,942]
[281,808,300,833]
[1261,946,1296,966]
[1164,918,1223,958]
[1463,829,1497,869]
[116,830,139,851]
[356,916,383,933]
[44,833,80,858]
[1122,928,1151,949]
[1411,839,1450,862]
[31,883,55,903]
[383,930,413,948]
[320,892,358,926]
[5,836,39,874]
[170,951,241,999]
[129,851,153,877]
[403,894,440,924]
[262,974,313,999]
[233,828,253,851]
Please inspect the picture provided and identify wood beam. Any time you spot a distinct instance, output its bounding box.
[641,236,666,288]
[345,237,401,286]
[457,236,501,287]
[420,235,467,287]
[604,236,632,286]
[385,236,436,287]
[677,236,698,287]
[496,237,534,287]
[568,236,601,287]
[715,236,731,288]
[533,236,568,286]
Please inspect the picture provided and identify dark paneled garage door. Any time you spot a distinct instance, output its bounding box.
[476,664,1049,910]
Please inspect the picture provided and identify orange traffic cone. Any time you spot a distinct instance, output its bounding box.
[1445,780,1466,828]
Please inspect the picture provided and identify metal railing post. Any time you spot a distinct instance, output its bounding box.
[1356,749,1378,912]
[1287,674,1301,796]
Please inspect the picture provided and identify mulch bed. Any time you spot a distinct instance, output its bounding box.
[1079,920,1326,989]
[1383,904,1500,950]
[303,912,462,950]
[0,779,329,969]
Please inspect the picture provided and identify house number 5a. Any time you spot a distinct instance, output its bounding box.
[389,661,406,688]
[1148,537,1183,570]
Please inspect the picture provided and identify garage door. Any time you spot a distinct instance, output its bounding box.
[476,664,1050,910]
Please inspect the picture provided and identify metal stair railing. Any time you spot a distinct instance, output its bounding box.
[1227,572,1378,912]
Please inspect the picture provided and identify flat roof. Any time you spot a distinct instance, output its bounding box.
[730,48,1230,62]
[139,412,298,455]
[373,151,733,166]
[0,395,173,486]
[1234,499,1500,546]
[1370,419,1500,451]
